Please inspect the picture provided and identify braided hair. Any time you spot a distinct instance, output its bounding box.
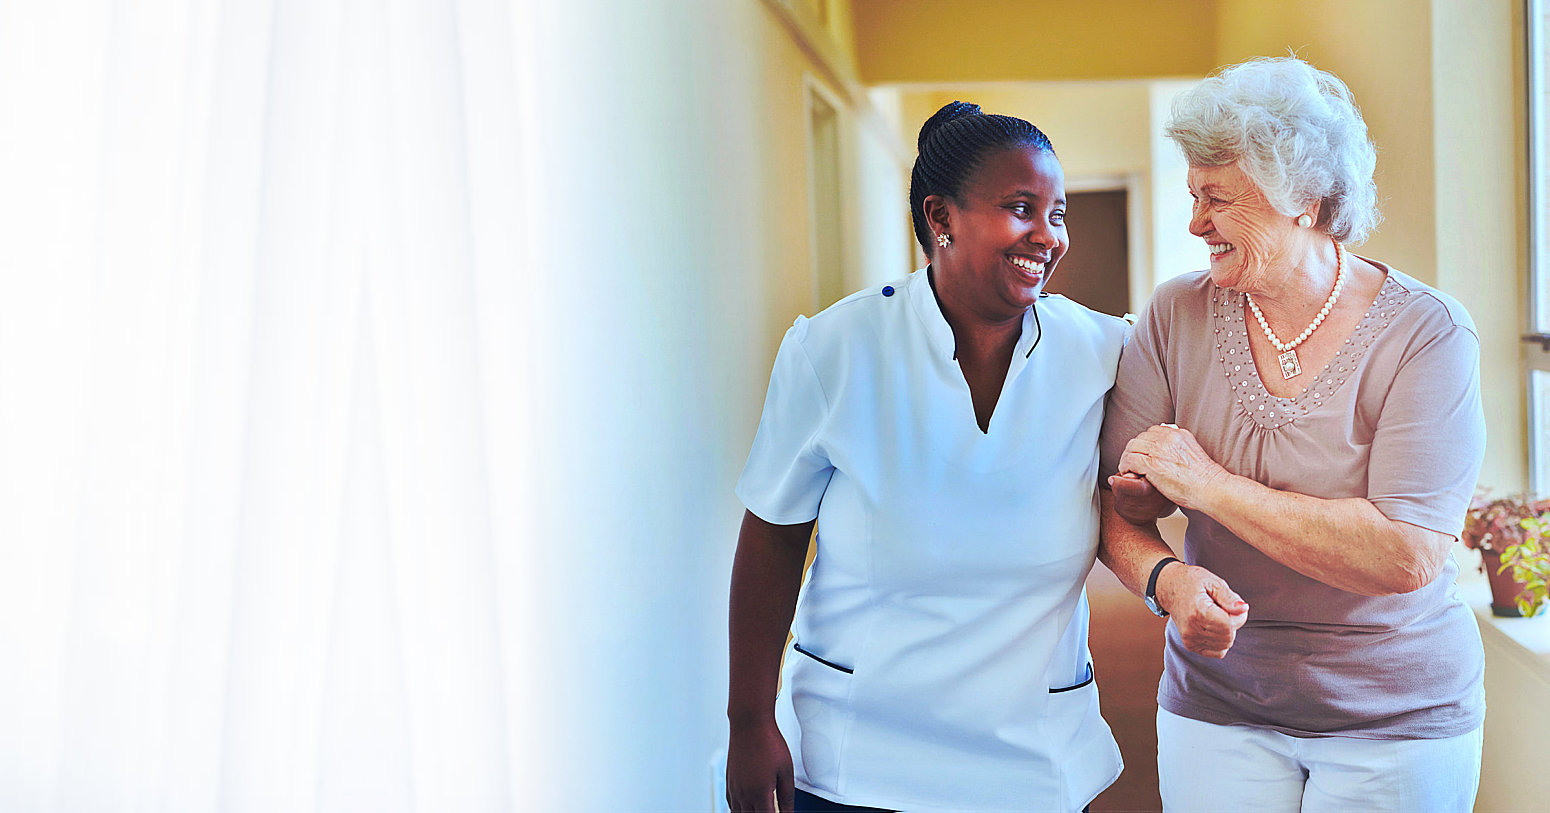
[909,101,1054,255]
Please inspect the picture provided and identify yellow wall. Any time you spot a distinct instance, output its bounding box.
[819,0,861,76]
[1431,0,1528,496]
[898,83,1153,179]
[1432,2,1540,808]
[852,0,1220,83]
[1214,0,1436,289]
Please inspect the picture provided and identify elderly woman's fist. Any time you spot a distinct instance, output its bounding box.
[1154,561,1249,659]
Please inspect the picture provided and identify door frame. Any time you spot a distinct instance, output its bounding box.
[1067,173,1149,318]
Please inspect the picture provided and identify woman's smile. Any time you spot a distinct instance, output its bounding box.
[1008,254,1046,285]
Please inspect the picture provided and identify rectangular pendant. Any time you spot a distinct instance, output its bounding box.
[1278,349,1302,379]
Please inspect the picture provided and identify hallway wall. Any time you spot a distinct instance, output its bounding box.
[852,0,1220,83]
[1213,0,1437,288]
[515,1,909,807]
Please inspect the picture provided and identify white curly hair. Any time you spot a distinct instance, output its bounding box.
[1165,56,1382,244]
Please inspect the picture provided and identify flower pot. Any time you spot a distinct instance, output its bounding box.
[1482,549,1543,617]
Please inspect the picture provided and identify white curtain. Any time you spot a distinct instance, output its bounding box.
[0,1,558,809]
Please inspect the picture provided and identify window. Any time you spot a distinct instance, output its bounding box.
[1529,0,1550,491]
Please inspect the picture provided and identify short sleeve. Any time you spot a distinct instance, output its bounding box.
[1100,292,1176,479]
[735,319,835,524]
[1367,324,1485,538]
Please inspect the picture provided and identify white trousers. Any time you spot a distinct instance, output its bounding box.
[1156,708,1482,813]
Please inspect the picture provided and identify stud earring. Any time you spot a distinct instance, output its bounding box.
[936,233,952,248]
[1296,214,1313,228]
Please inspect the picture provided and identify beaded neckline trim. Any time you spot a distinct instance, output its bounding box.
[1212,274,1407,431]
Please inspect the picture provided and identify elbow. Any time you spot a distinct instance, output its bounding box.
[1378,555,1444,596]
[1372,523,1453,595]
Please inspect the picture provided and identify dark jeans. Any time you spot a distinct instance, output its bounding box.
[793,788,894,812]
[792,787,1091,812]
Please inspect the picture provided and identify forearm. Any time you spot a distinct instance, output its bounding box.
[1099,489,1249,656]
[1098,489,1178,599]
[727,511,812,728]
[1191,474,1446,595]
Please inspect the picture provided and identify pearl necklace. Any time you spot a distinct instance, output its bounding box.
[1244,240,1346,380]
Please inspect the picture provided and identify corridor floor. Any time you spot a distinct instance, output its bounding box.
[1085,560,1169,812]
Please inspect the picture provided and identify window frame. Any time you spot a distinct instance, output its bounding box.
[1527,0,1550,492]
[1530,0,1549,333]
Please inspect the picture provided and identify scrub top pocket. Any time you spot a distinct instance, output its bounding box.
[794,641,855,674]
[786,641,858,794]
[1050,662,1095,694]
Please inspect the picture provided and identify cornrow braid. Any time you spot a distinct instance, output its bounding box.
[909,101,1054,255]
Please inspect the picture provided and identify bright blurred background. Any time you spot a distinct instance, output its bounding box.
[0,1,1543,811]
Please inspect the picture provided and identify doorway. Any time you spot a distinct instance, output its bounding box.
[1045,189,1130,318]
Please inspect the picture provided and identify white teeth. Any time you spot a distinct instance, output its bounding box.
[1010,256,1045,273]
[1209,243,1234,255]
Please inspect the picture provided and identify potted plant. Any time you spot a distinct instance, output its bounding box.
[1503,514,1550,618]
[1463,492,1550,617]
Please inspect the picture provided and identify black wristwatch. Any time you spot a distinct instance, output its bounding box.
[1145,557,1182,618]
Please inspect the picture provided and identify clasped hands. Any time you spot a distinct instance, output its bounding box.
[1108,422,1230,513]
[1109,423,1249,659]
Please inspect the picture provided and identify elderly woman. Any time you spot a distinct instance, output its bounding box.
[1099,57,1486,811]
[726,101,1239,813]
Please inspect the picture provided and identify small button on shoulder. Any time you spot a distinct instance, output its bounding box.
[882,285,895,297]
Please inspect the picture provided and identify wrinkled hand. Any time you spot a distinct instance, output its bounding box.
[1107,472,1178,524]
[1156,562,1249,658]
[726,720,794,813]
[1117,424,1230,509]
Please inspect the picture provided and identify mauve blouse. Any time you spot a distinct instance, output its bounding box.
[1100,262,1486,739]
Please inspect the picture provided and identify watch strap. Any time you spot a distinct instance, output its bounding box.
[1145,556,1182,617]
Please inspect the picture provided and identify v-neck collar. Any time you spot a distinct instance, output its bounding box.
[907,266,1042,363]
[907,266,1045,435]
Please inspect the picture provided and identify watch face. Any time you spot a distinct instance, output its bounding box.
[1145,595,1167,617]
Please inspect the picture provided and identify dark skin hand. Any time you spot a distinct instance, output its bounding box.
[726,510,812,813]
[1108,471,1179,524]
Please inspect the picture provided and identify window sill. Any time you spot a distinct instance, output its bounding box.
[1453,549,1550,678]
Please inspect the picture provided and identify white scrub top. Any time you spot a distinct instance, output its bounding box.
[736,268,1127,812]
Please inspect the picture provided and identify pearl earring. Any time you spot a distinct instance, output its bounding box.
[1296,214,1313,228]
[936,233,952,248]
